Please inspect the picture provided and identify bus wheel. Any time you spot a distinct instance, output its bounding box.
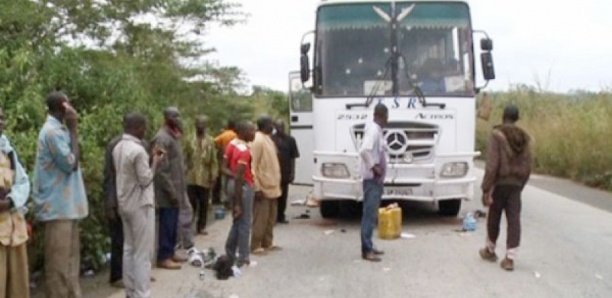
[438,199,462,216]
[320,201,340,218]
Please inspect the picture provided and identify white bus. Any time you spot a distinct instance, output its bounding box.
[290,0,495,217]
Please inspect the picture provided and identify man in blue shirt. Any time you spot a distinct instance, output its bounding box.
[33,91,88,298]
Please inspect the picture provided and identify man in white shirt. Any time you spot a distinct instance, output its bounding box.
[359,104,388,262]
[113,113,163,298]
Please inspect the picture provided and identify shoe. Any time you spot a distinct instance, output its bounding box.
[277,219,289,224]
[479,248,498,262]
[157,259,182,270]
[198,230,209,236]
[372,249,384,255]
[150,276,156,282]
[264,245,283,252]
[362,252,382,262]
[500,258,514,271]
[237,259,250,268]
[110,280,124,288]
[251,247,266,255]
[172,254,188,263]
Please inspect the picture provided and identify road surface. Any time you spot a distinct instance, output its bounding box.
[91,169,612,298]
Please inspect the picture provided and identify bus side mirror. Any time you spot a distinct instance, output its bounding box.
[300,43,311,82]
[481,52,495,81]
[480,38,495,81]
[480,38,493,51]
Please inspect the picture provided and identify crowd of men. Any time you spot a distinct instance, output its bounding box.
[0,91,299,298]
[0,90,531,298]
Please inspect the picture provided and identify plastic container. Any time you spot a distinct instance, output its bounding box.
[214,207,226,220]
[378,206,402,239]
[463,213,477,231]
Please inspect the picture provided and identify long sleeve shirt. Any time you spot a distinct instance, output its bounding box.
[250,131,281,199]
[185,133,219,189]
[0,134,30,211]
[113,134,155,212]
[33,116,88,221]
[0,134,30,247]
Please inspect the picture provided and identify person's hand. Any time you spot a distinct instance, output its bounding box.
[105,206,118,222]
[232,205,243,219]
[289,173,295,184]
[372,165,384,178]
[482,192,493,207]
[63,102,78,131]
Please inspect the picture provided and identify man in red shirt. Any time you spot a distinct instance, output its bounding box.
[223,121,256,267]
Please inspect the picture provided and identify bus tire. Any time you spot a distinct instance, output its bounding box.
[320,201,340,218]
[438,199,462,216]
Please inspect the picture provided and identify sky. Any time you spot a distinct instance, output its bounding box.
[205,0,612,93]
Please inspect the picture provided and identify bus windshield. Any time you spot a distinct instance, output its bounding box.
[315,2,474,97]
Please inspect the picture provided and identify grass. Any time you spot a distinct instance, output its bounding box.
[476,87,612,191]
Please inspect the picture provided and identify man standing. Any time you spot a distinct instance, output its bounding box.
[152,107,188,269]
[103,132,123,288]
[213,120,237,205]
[359,104,388,262]
[114,113,162,298]
[479,105,532,271]
[33,91,88,297]
[272,120,300,224]
[0,107,31,298]
[250,116,282,255]
[223,122,256,267]
[185,115,218,235]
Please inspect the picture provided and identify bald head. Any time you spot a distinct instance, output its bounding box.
[195,115,208,136]
[373,103,389,127]
[123,112,147,139]
[163,106,182,130]
[257,115,274,134]
[236,121,256,142]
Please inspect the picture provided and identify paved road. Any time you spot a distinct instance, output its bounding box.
[96,169,612,298]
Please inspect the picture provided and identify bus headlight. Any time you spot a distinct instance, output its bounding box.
[321,163,350,179]
[440,162,468,178]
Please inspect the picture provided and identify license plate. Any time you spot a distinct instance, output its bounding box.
[384,188,413,197]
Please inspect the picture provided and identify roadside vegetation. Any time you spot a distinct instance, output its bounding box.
[477,86,612,192]
[0,0,288,274]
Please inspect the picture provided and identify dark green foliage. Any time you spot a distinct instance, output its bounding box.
[1,0,286,273]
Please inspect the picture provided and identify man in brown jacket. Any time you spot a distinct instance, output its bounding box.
[479,105,532,271]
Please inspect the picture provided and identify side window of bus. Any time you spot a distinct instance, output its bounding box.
[290,79,313,112]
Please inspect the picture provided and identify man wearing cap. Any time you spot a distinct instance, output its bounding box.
[479,105,532,271]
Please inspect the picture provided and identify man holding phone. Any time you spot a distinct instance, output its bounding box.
[33,91,88,298]
[113,112,162,298]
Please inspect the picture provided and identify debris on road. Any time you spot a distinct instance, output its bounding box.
[400,233,416,239]
[474,210,487,218]
[324,229,335,235]
[291,199,306,206]
[462,212,477,231]
[534,271,541,279]
[294,213,311,219]
[595,273,604,280]
[383,267,392,273]
[340,228,347,233]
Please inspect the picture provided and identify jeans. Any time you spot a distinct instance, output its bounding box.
[157,208,179,261]
[108,213,124,283]
[361,179,382,254]
[225,180,254,264]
